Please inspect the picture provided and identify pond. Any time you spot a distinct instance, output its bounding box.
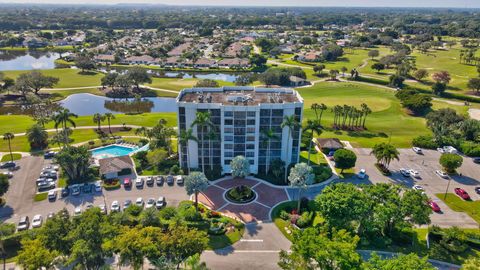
[99,67,252,83]
[59,93,177,116]
[0,50,64,71]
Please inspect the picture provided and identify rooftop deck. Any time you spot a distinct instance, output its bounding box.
[177,86,302,105]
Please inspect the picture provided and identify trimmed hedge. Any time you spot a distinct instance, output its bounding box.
[412,135,439,149]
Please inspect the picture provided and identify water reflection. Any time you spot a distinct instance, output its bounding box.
[0,50,64,71]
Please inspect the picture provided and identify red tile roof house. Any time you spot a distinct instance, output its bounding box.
[297,52,322,62]
[194,58,217,68]
[94,54,116,64]
[164,56,183,68]
[167,43,192,57]
[123,55,156,65]
[217,58,250,69]
[224,42,245,58]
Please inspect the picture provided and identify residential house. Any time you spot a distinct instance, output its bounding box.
[99,156,135,180]
[123,55,155,65]
[194,58,216,68]
[94,54,116,64]
[297,52,322,62]
[217,58,250,69]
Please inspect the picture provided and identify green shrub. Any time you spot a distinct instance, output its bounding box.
[296,211,314,228]
[178,204,202,221]
[313,165,332,183]
[159,206,177,220]
[459,141,480,157]
[103,179,121,190]
[412,135,439,149]
[279,210,290,220]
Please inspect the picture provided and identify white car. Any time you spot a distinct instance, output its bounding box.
[357,169,367,179]
[156,197,166,209]
[412,147,423,154]
[437,147,445,153]
[111,200,120,212]
[74,207,82,216]
[31,214,43,228]
[48,190,57,201]
[135,197,144,207]
[408,169,420,178]
[94,181,102,192]
[176,175,184,185]
[435,170,449,179]
[145,198,156,209]
[413,185,424,191]
[399,168,410,177]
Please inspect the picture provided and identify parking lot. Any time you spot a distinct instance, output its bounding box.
[0,156,190,228]
[351,148,480,228]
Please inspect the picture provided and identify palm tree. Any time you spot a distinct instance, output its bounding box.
[52,109,77,145]
[318,103,327,125]
[206,129,217,171]
[2,133,14,162]
[26,124,48,150]
[281,115,299,184]
[370,142,400,169]
[311,103,320,120]
[261,128,279,174]
[361,103,372,129]
[304,120,322,166]
[179,128,198,174]
[104,113,115,134]
[92,113,106,131]
[135,127,152,141]
[191,112,213,174]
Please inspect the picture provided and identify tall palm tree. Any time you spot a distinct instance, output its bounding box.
[52,109,77,145]
[179,128,198,174]
[191,112,213,174]
[2,133,14,162]
[281,115,299,184]
[361,103,372,129]
[206,129,217,171]
[135,127,152,141]
[26,124,48,150]
[92,113,106,131]
[318,103,327,125]
[371,142,400,169]
[261,128,279,174]
[304,120,322,166]
[310,103,320,120]
[104,113,115,134]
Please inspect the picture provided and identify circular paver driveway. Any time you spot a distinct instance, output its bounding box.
[198,178,289,223]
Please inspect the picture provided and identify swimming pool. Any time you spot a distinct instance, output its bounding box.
[91,145,138,159]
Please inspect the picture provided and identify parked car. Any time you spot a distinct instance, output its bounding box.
[37,180,55,190]
[156,197,166,209]
[156,176,164,186]
[412,185,424,191]
[83,183,93,193]
[435,170,449,179]
[72,185,81,196]
[1,171,13,178]
[444,146,458,154]
[357,169,367,179]
[111,201,121,212]
[437,148,445,154]
[17,216,29,231]
[124,199,132,208]
[40,170,57,179]
[43,165,59,171]
[43,151,56,159]
[176,175,184,185]
[48,190,57,201]
[99,204,107,214]
[146,176,154,186]
[166,175,174,185]
[454,188,470,200]
[94,181,102,192]
[473,158,480,164]
[135,197,144,207]
[0,161,16,169]
[475,187,480,195]
[429,201,441,212]
[412,147,423,154]
[145,198,156,209]
[123,178,132,188]
[61,187,70,197]
[408,169,420,178]
[31,215,43,228]
[74,207,82,216]
[135,178,144,188]
[399,168,410,177]
[85,204,94,210]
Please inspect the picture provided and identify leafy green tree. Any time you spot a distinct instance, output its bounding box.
[195,79,219,88]
[313,64,325,75]
[184,172,209,213]
[191,112,213,174]
[75,55,96,73]
[371,62,385,73]
[101,72,118,89]
[249,53,267,67]
[0,174,9,199]
[432,71,451,85]
[439,153,463,173]
[17,239,59,270]
[278,227,361,270]
[230,155,250,178]
[288,163,314,213]
[389,74,405,88]
[333,149,357,173]
[115,227,153,270]
[93,113,106,131]
[329,69,339,80]
[127,66,152,90]
[55,146,92,183]
[461,256,480,270]
[15,71,59,95]
[185,253,210,270]
[468,78,480,94]
[364,253,435,270]
[281,115,300,183]
[401,189,432,227]
[414,69,429,81]
[38,208,72,253]
[371,142,399,169]
[432,82,447,96]
[368,49,380,59]
[26,123,48,150]
[2,132,14,162]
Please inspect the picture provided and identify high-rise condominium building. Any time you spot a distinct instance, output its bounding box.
[176,86,303,175]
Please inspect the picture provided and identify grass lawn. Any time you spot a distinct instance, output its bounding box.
[34,192,48,202]
[1,153,22,162]
[0,112,177,134]
[297,81,431,148]
[299,150,328,166]
[208,223,245,250]
[271,200,297,241]
[2,68,104,88]
[42,88,105,101]
[147,77,235,91]
[435,193,480,223]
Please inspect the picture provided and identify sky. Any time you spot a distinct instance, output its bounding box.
[0,0,478,8]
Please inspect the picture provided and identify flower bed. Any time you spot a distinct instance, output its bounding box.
[374,163,391,176]
[225,185,256,204]
[103,179,121,190]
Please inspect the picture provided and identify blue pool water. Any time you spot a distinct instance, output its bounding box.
[91,145,138,159]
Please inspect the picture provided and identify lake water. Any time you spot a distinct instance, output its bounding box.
[0,50,63,71]
[59,93,177,116]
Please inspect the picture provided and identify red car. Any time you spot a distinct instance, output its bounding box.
[123,178,131,188]
[429,201,441,212]
[454,188,470,200]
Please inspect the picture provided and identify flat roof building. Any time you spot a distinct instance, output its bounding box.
[176,86,303,175]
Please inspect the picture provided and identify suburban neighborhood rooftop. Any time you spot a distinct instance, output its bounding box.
[177,86,303,105]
